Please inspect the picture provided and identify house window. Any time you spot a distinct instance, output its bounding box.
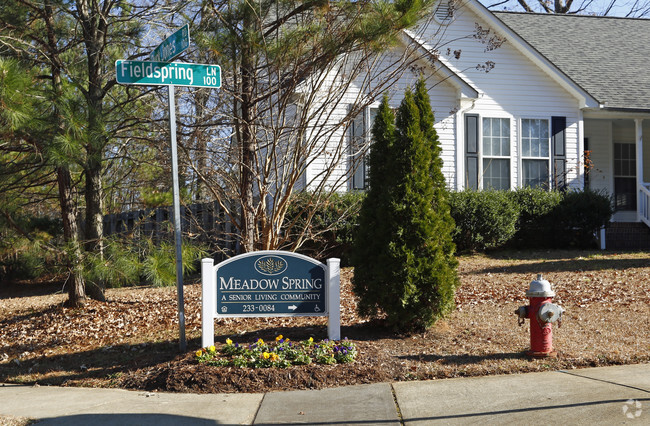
[350,107,377,190]
[521,118,550,189]
[482,117,511,190]
[614,143,636,210]
[465,115,511,190]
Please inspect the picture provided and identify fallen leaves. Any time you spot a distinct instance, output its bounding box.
[0,250,648,393]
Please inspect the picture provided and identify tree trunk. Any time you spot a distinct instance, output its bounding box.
[79,0,106,257]
[239,12,257,253]
[84,155,104,254]
[193,90,210,202]
[57,166,86,307]
[45,0,85,306]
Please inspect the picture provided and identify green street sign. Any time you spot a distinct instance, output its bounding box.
[150,24,190,62]
[115,60,221,88]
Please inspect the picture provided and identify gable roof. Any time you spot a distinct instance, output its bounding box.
[461,1,599,109]
[493,12,650,112]
[401,31,480,100]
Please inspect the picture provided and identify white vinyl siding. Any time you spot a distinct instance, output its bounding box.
[426,5,582,190]
[303,3,585,193]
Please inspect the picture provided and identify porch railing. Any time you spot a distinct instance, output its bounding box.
[640,183,650,227]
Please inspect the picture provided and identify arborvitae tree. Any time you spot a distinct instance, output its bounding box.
[353,78,459,332]
[412,78,458,284]
[352,94,396,318]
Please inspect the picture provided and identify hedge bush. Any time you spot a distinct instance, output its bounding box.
[448,190,519,252]
[549,189,613,248]
[448,188,612,251]
[281,188,612,259]
[508,187,563,248]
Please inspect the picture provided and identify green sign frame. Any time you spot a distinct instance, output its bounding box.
[150,24,190,63]
[115,60,221,88]
[215,252,327,316]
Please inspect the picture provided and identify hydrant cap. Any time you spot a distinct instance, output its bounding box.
[526,274,555,298]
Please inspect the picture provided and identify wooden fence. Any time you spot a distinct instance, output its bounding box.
[102,200,239,261]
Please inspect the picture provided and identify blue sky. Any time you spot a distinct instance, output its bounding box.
[478,0,650,17]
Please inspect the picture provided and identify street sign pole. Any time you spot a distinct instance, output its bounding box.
[168,84,186,351]
[115,24,220,352]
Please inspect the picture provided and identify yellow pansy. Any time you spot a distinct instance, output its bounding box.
[225,338,233,345]
[209,345,216,353]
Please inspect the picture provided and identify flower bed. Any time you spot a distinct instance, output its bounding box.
[195,335,358,368]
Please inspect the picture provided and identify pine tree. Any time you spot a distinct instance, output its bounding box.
[352,78,459,332]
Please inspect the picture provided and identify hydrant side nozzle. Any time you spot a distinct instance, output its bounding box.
[515,306,528,326]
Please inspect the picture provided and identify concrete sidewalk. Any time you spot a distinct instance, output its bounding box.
[1,363,648,425]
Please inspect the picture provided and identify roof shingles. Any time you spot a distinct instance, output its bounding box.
[493,12,650,111]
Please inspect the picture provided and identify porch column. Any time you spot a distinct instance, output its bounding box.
[634,119,644,222]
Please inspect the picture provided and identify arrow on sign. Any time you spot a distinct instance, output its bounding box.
[288,305,298,311]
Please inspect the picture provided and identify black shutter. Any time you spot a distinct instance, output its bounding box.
[584,137,590,189]
[552,116,566,190]
[465,114,479,190]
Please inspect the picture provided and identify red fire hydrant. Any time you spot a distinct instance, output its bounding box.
[515,274,565,358]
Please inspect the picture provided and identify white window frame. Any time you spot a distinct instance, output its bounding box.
[613,142,637,211]
[480,116,512,190]
[520,118,552,189]
[350,106,378,191]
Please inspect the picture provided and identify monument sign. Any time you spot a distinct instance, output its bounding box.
[202,251,340,347]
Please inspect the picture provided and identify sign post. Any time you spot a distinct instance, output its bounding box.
[168,83,186,351]
[116,25,221,352]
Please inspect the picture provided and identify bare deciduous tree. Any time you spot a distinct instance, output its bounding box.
[185,0,470,253]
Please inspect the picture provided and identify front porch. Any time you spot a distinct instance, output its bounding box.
[604,221,650,250]
[584,116,650,225]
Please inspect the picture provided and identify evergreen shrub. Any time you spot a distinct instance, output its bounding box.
[550,189,613,248]
[352,80,459,333]
[448,188,612,250]
[83,237,208,289]
[0,215,62,280]
[508,187,563,247]
[508,188,612,248]
[448,190,518,252]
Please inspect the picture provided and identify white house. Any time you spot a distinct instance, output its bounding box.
[302,0,650,247]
